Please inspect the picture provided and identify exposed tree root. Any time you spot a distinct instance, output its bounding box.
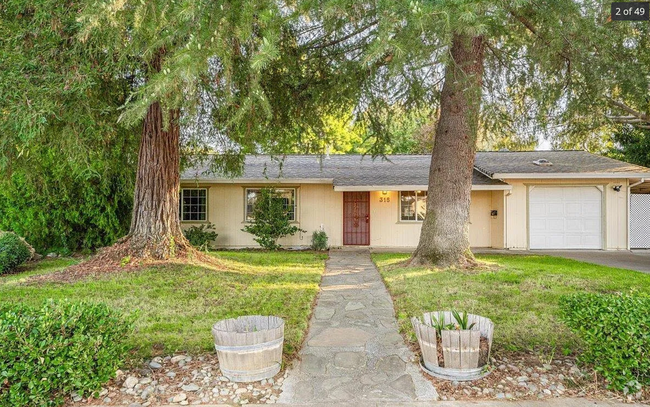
[27,238,224,284]
[407,249,479,269]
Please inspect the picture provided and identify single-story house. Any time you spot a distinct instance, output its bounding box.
[180,151,650,250]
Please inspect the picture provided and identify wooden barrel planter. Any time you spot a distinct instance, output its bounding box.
[212,315,284,382]
[411,311,494,381]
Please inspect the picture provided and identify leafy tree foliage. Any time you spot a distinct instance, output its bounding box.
[242,188,305,250]
[0,138,136,253]
[609,126,650,168]
[0,0,137,253]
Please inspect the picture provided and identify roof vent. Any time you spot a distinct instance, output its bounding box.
[533,158,553,167]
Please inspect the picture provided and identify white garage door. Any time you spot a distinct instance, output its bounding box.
[529,186,602,249]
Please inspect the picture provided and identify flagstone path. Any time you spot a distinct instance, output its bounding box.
[278,249,437,404]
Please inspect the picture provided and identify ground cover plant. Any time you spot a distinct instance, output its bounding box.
[0,251,326,361]
[561,292,650,392]
[0,300,133,407]
[372,253,650,357]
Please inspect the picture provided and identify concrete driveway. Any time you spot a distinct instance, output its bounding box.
[527,250,650,274]
[378,248,650,274]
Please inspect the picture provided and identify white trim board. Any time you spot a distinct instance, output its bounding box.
[180,178,334,184]
[492,172,650,179]
[333,185,512,192]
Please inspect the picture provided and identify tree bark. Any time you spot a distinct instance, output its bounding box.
[126,50,191,259]
[409,33,485,268]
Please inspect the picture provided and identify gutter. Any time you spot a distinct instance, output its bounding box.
[333,184,513,192]
[490,172,650,179]
[179,178,334,184]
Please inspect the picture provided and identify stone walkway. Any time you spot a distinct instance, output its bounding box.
[278,249,437,404]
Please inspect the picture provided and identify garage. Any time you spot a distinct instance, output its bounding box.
[529,186,602,249]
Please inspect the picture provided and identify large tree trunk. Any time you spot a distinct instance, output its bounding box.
[410,33,485,268]
[126,50,191,259]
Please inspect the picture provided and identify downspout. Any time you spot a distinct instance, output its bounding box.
[504,190,512,249]
[627,178,645,250]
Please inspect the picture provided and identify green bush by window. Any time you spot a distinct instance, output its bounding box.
[560,292,650,393]
[183,223,219,250]
[242,188,305,250]
[0,301,134,407]
[0,232,32,274]
[311,230,328,251]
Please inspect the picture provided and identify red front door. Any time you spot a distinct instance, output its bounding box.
[343,192,370,245]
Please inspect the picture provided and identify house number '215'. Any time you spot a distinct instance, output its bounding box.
[379,197,390,203]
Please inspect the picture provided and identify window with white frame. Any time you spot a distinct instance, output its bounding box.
[245,188,296,222]
[399,191,427,221]
[180,188,207,221]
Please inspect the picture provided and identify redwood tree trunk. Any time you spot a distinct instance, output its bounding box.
[410,34,485,268]
[127,50,190,259]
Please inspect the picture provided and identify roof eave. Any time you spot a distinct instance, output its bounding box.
[492,172,650,179]
[333,184,512,192]
[180,178,335,184]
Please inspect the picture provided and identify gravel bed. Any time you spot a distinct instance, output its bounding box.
[432,353,648,404]
[68,354,284,406]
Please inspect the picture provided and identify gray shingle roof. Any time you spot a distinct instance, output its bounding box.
[474,150,650,177]
[181,154,505,187]
[181,151,650,186]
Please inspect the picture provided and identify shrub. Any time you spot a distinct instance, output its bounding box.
[183,223,218,250]
[311,230,328,251]
[242,188,305,250]
[0,232,33,274]
[0,300,134,407]
[0,133,136,253]
[560,292,650,392]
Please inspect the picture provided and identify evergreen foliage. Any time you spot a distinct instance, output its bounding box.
[0,232,32,274]
[609,126,650,168]
[0,0,137,252]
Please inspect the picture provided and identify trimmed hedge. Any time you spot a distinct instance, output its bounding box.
[0,301,134,407]
[560,292,650,393]
[0,232,32,274]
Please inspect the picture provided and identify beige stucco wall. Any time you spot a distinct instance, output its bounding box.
[180,183,343,248]
[368,190,503,248]
[503,178,629,250]
[181,184,504,249]
[183,179,629,250]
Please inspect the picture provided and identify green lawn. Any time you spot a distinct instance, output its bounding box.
[0,251,326,361]
[373,253,650,358]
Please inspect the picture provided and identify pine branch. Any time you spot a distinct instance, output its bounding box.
[305,20,378,50]
[606,98,650,128]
